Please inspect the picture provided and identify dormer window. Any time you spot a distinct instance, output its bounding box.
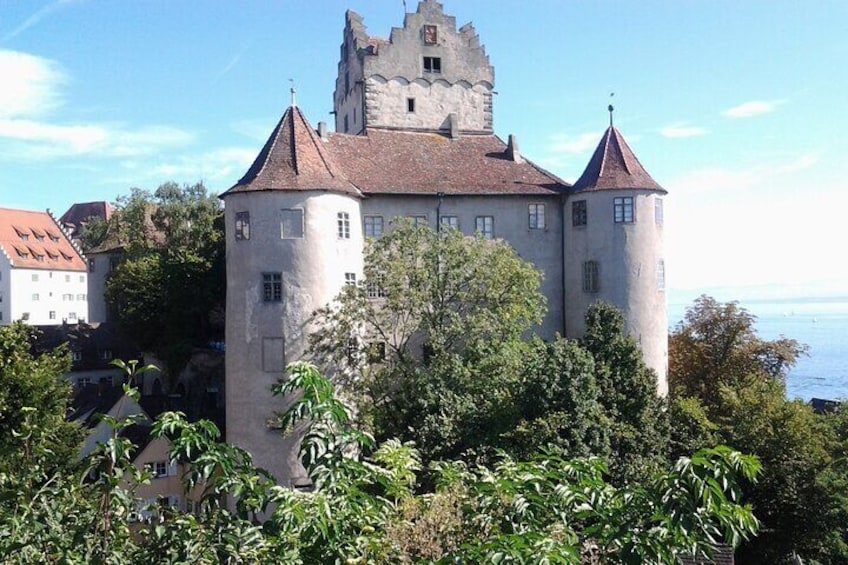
[423,56,441,74]
[423,25,438,44]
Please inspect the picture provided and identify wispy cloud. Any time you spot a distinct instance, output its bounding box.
[3,0,83,42]
[108,147,257,186]
[547,132,600,155]
[659,124,708,139]
[723,100,782,119]
[0,50,65,118]
[667,152,819,194]
[215,41,252,82]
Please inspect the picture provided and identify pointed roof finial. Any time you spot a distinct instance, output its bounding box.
[289,79,297,107]
[608,92,615,128]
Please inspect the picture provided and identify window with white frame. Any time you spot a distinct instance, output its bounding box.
[72,351,82,362]
[410,215,428,227]
[582,261,599,293]
[62,294,73,301]
[657,260,666,291]
[32,293,39,301]
[100,349,113,360]
[344,272,357,286]
[337,212,350,239]
[68,312,77,320]
[364,216,384,238]
[614,197,635,223]
[367,273,387,299]
[32,274,38,282]
[440,215,459,231]
[78,376,91,387]
[655,199,664,227]
[475,216,494,239]
[263,273,282,302]
[235,211,250,240]
[77,294,86,301]
[529,204,545,230]
[281,208,304,239]
[49,311,55,320]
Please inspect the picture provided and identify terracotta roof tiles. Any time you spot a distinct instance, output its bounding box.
[572,126,666,194]
[0,208,86,271]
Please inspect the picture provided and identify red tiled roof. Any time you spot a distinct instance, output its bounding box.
[0,208,86,271]
[572,126,666,194]
[222,106,359,197]
[223,105,568,199]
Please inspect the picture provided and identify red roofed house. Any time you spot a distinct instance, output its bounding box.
[0,208,88,325]
[221,0,668,486]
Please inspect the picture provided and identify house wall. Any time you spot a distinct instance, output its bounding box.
[361,193,564,338]
[225,189,363,485]
[81,394,149,458]
[132,437,204,515]
[563,189,668,393]
[6,267,88,325]
[86,251,118,323]
[0,257,10,325]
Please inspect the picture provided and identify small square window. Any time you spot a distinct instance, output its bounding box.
[440,215,459,231]
[475,216,494,239]
[32,293,39,301]
[235,211,250,240]
[68,312,77,320]
[88,258,96,272]
[423,56,442,74]
[263,272,282,302]
[367,273,387,299]
[79,275,84,282]
[32,274,39,282]
[77,375,90,385]
[21,312,30,321]
[407,98,416,113]
[100,349,113,361]
[155,461,168,478]
[77,294,86,301]
[572,200,587,227]
[65,274,70,282]
[364,216,384,238]
[337,212,351,239]
[72,351,82,362]
[281,209,304,239]
[411,215,428,227]
[582,261,599,293]
[423,25,438,44]
[655,199,664,227]
[109,256,121,272]
[614,197,635,223]
[529,204,545,230]
[344,272,357,286]
[49,311,56,320]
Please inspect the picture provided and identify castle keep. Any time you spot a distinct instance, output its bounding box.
[221,0,668,485]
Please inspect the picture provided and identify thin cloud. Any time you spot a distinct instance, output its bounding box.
[667,152,819,194]
[3,0,83,42]
[660,124,707,139]
[108,147,257,186]
[0,49,65,118]
[547,132,600,155]
[215,41,252,82]
[723,100,782,119]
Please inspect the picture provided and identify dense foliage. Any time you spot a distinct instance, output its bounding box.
[669,296,848,563]
[96,182,225,374]
[0,355,760,564]
[310,221,667,483]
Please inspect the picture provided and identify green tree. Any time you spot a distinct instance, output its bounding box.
[582,302,669,484]
[669,296,848,563]
[102,181,225,374]
[0,323,84,478]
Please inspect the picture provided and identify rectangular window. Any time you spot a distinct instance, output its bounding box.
[32,274,39,282]
[655,199,664,227]
[262,337,285,373]
[109,256,120,272]
[423,24,438,44]
[529,204,546,230]
[21,313,30,321]
[79,275,84,282]
[72,351,82,362]
[154,462,168,478]
[411,215,428,227]
[32,293,39,301]
[281,208,304,239]
[77,376,90,386]
[614,197,635,223]
[100,349,113,360]
[68,312,77,320]
[367,273,387,299]
[407,98,416,113]
[77,294,86,301]
[423,56,442,73]
[337,212,351,239]
[343,114,349,133]
[582,261,599,293]
[364,216,384,238]
[475,216,494,239]
[572,200,587,226]
[62,294,73,301]
[49,311,56,320]
[235,211,250,240]
[657,260,666,291]
[440,215,459,231]
[262,273,282,302]
[344,272,357,286]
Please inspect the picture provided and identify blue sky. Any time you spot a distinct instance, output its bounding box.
[1,1,846,293]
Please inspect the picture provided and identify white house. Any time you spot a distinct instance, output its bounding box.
[0,208,88,326]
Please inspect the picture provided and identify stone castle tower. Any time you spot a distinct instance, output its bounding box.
[221,0,668,483]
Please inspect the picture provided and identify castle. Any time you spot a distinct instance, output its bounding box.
[221,0,667,485]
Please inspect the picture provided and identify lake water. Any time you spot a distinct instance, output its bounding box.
[669,297,848,402]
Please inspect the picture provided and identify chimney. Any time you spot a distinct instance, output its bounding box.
[449,113,459,139]
[506,134,523,163]
[317,121,328,140]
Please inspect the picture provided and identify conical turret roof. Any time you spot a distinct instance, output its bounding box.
[571,127,666,194]
[221,105,359,197]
